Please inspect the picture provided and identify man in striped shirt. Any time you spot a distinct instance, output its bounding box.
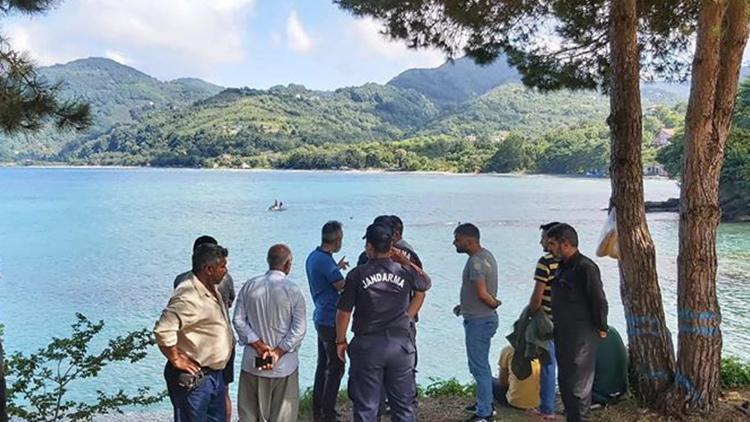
[528,222,560,420]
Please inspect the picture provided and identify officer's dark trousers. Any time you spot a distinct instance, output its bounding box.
[555,327,597,422]
[313,324,345,421]
[348,333,416,422]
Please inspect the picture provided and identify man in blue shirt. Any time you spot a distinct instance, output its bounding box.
[306,221,349,422]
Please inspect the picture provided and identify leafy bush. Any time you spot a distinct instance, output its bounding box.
[421,378,476,398]
[5,314,164,422]
[720,357,750,389]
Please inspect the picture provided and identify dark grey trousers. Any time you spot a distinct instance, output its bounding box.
[555,328,598,422]
[348,333,416,422]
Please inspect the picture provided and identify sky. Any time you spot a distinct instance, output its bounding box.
[3,0,448,90]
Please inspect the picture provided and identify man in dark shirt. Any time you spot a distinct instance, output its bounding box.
[336,223,431,422]
[306,221,349,422]
[355,215,424,416]
[546,223,608,422]
[356,215,422,269]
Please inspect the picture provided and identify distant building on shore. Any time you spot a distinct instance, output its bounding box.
[653,128,676,148]
[645,163,669,177]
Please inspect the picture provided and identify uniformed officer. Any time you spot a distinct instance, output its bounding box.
[335,223,431,422]
[355,215,425,417]
[546,223,608,422]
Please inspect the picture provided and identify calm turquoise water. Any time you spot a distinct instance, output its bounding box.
[1,168,748,405]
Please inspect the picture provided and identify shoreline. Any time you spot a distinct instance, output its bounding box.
[0,163,676,181]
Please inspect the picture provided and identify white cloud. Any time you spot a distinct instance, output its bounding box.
[286,10,314,54]
[4,23,76,65]
[2,0,256,80]
[351,17,445,68]
[81,0,256,63]
[104,50,131,65]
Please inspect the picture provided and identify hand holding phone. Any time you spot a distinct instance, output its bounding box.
[255,355,273,369]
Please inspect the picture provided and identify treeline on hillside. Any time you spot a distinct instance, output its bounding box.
[657,80,750,221]
[53,102,680,174]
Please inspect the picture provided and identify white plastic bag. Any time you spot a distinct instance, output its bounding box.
[596,207,620,260]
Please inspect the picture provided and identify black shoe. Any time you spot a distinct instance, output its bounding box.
[464,403,495,415]
[464,414,494,422]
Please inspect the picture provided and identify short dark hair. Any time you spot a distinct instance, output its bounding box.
[546,223,579,247]
[539,222,561,233]
[454,223,480,241]
[365,223,393,253]
[389,215,404,235]
[267,244,292,269]
[321,221,343,244]
[193,235,218,251]
[192,243,228,273]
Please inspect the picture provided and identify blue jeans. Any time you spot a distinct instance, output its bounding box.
[165,363,227,422]
[464,313,498,417]
[540,340,557,414]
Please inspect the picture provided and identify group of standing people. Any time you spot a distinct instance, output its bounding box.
[152,215,617,422]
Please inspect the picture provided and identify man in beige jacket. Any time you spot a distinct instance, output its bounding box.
[155,243,235,422]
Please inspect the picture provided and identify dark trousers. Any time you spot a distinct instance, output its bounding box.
[165,362,226,422]
[555,328,597,422]
[348,333,416,422]
[379,320,419,415]
[313,324,345,421]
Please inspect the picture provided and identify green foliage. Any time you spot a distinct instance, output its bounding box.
[0,44,90,136]
[420,378,476,399]
[5,314,164,422]
[484,134,535,173]
[0,58,222,159]
[720,357,750,389]
[335,0,698,92]
[656,77,750,219]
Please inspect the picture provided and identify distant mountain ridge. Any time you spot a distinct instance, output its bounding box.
[387,56,522,109]
[0,55,697,164]
[0,58,224,158]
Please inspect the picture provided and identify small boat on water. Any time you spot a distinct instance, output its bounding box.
[268,199,287,211]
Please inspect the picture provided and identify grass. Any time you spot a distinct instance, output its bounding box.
[296,371,750,421]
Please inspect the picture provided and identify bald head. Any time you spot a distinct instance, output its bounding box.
[267,244,292,272]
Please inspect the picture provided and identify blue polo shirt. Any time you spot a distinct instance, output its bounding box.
[306,246,345,327]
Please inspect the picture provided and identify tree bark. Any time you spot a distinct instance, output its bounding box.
[608,0,677,405]
[663,0,750,415]
[0,340,6,422]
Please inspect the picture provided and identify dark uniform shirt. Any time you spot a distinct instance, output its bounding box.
[337,257,431,335]
[356,240,423,269]
[551,251,608,333]
[534,253,559,319]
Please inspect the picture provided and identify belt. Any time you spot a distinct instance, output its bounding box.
[358,327,411,338]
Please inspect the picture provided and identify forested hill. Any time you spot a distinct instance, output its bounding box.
[0,58,223,158]
[387,56,522,110]
[2,56,689,172]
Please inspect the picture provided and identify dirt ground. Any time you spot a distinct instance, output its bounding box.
[298,389,750,421]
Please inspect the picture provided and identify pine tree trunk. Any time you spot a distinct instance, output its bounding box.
[664,0,750,415]
[608,0,676,404]
[0,340,6,422]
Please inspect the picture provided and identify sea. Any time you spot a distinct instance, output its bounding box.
[1,167,748,414]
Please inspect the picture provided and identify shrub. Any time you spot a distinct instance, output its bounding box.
[5,314,164,422]
[720,357,750,389]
